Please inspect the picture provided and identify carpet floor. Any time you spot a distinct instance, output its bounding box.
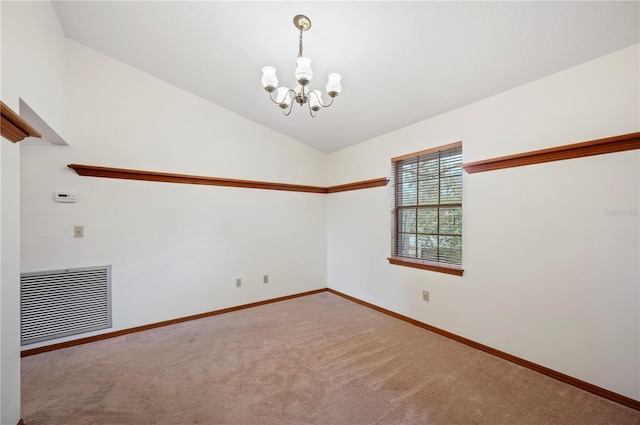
[22,292,640,425]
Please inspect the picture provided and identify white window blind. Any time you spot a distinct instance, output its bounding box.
[391,142,463,266]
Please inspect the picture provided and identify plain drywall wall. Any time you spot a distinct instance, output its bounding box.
[1,1,70,423]
[0,140,20,425]
[327,44,640,401]
[19,40,328,350]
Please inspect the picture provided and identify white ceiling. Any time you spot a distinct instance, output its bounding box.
[52,1,639,153]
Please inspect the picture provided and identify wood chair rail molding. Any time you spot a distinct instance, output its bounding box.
[461,131,640,174]
[326,177,389,193]
[0,101,42,143]
[68,164,388,194]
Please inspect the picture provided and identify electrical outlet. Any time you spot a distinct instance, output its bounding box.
[74,226,84,238]
[236,278,241,288]
[263,275,269,284]
[422,290,429,302]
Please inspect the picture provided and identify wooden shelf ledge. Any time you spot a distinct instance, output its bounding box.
[1,101,42,143]
[461,131,640,174]
[68,164,388,194]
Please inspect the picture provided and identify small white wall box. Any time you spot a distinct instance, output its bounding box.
[54,192,78,203]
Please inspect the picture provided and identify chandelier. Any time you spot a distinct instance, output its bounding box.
[261,15,342,118]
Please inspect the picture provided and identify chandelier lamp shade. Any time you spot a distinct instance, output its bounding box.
[261,15,342,118]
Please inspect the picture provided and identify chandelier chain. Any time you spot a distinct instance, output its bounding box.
[298,30,304,58]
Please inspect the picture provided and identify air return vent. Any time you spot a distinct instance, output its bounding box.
[20,265,112,345]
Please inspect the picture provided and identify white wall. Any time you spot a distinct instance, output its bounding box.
[1,1,70,423]
[20,40,328,349]
[327,44,640,401]
[0,135,21,425]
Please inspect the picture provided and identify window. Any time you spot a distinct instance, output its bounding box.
[389,142,463,276]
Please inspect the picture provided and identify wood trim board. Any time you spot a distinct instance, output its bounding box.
[461,131,640,173]
[326,177,389,193]
[387,257,464,276]
[68,164,388,194]
[1,101,41,143]
[68,164,327,193]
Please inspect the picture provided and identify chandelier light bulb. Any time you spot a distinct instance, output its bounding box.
[295,57,313,86]
[276,87,292,108]
[261,66,278,92]
[309,90,322,112]
[326,73,342,97]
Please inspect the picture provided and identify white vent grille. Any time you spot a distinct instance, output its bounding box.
[20,265,112,345]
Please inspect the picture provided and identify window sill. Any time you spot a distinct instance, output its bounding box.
[387,257,464,276]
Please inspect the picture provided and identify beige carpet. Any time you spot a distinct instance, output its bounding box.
[22,292,640,425]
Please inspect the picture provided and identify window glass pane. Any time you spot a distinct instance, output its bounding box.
[417,234,438,261]
[439,236,462,264]
[400,186,417,205]
[418,178,439,205]
[439,207,462,236]
[398,163,417,205]
[418,157,439,179]
[398,209,417,233]
[441,161,461,179]
[417,208,437,234]
[397,233,417,257]
[440,177,461,203]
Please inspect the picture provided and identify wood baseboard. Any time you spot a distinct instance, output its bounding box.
[326,288,640,412]
[20,288,327,357]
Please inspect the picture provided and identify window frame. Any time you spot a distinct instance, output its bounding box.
[388,141,464,276]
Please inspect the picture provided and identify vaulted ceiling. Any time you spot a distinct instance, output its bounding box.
[52,1,640,153]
